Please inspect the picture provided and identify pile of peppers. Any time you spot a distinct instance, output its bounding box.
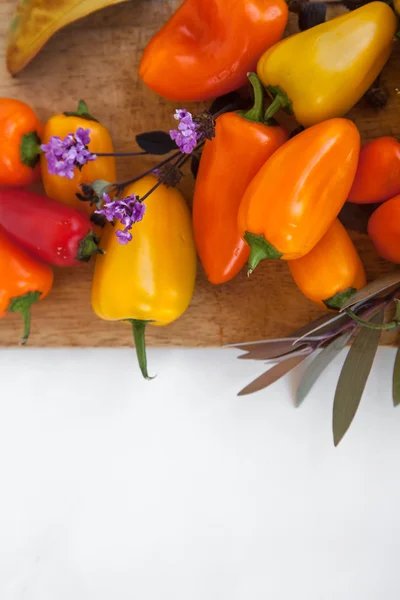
[2,0,400,379]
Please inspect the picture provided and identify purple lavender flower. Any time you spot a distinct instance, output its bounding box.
[169,109,201,154]
[41,127,96,179]
[115,229,133,245]
[95,192,146,245]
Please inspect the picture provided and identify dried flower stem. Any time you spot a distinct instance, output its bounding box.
[111,150,182,193]
[97,151,149,157]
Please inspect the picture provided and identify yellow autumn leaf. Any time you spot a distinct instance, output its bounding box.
[7,0,130,75]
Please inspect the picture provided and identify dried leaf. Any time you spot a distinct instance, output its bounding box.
[7,0,130,75]
[392,347,400,407]
[238,354,307,397]
[296,331,353,408]
[332,310,383,446]
[339,202,377,234]
[298,3,326,31]
[340,272,400,312]
[136,131,177,155]
[191,153,201,180]
[209,91,242,116]
[364,77,388,109]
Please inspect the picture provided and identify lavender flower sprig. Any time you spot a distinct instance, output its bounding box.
[169,109,202,154]
[42,102,232,244]
[41,128,96,179]
[95,193,146,245]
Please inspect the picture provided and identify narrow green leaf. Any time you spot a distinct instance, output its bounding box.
[340,272,400,312]
[392,347,400,407]
[332,310,383,446]
[296,331,353,408]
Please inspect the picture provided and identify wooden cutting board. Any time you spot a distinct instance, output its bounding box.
[0,0,399,347]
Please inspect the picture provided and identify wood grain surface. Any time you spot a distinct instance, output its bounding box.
[0,0,399,347]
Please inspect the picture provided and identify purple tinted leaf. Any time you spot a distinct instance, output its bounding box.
[230,336,322,353]
[238,354,308,397]
[294,312,352,345]
[238,342,311,361]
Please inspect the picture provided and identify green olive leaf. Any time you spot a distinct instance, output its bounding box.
[332,310,384,447]
[392,347,400,407]
[296,330,353,408]
[238,353,308,397]
[238,342,311,361]
[340,272,400,312]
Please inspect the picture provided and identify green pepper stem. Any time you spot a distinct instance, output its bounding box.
[127,319,154,380]
[345,299,400,330]
[77,231,103,262]
[64,99,99,123]
[244,231,283,274]
[6,291,41,345]
[264,86,293,121]
[240,73,264,124]
[324,287,357,311]
[20,131,41,168]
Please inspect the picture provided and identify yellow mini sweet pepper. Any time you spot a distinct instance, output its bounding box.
[92,175,197,379]
[257,2,397,127]
[40,100,116,214]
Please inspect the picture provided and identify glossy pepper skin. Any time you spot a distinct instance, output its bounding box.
[40,100,116,214]
[0,98,43,186]
[0,228,53,344]
[348,137,400,204]
[193,74,288,284]
[238,118,360,270]
[368,194,400,263]
[92,176,196,379]
[0,189,101,267]
[257,2,397,127]
[289,219,366,310]
[139,0,288,102]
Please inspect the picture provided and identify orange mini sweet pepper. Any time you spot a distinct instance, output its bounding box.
[238,119,360,270]
[0,228,53,344]
[289,219,366,310]
[40,100,116,214]
[0,98,43,186]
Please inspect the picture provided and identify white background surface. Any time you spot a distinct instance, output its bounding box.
[1,346,400,600]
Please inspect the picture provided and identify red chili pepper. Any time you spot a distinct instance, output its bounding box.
[0,189,101,267]
[139,0,288,102]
